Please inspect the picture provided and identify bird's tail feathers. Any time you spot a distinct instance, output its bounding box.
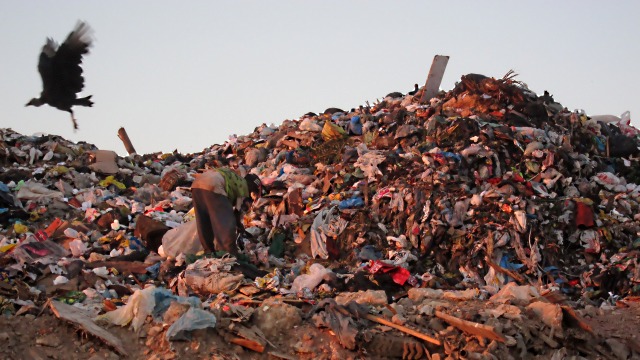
[75,95,93,107]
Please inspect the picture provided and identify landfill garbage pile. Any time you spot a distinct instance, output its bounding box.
[1,71,640,359]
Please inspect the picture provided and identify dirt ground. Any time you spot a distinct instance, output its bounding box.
[579,301,640,357]
[0,310,340,360]
[1,301,639,360]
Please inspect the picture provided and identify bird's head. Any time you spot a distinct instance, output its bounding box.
[26,98,44,107]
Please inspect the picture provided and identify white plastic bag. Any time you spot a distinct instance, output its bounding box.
[300,118,322,132]
[290,263,332,293]
[161,220,202,258]
[69,239,88,257]
[97,286,158,332]
[16,181,63,201]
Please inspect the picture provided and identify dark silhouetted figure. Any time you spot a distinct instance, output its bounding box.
[408,83,419,96]
[26,21,94,130]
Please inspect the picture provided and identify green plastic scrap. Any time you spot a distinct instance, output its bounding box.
[55,290,87,305]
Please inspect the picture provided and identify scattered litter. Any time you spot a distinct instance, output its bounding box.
[2,58,640,358]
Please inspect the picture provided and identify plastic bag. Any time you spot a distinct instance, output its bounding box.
[69,239,88,257]
[617,111,639,137]
[309,206,348,259]
[183,256,243,295]
[321,121,347,141]
[489,283,540,306]
[290,263,332,293]
[166,307,217,340]
[338,197,364,209]
[11,238,69,264]
[300,118,322,132]
[16,181,63,201]
[348,116,363,135]
[97,286,160,332]
[161,220,202,258]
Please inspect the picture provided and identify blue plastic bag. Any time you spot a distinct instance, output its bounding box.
[166,307,217,340]
[338,197,364,209]
[349,116,363,135]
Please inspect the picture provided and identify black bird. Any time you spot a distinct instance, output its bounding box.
[26,21,94,130]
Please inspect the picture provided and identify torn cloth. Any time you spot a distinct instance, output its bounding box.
[309,206,348,259]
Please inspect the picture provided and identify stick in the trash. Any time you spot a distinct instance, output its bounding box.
[362,313,441,346]
[485,256,525,284]
[117,127,137,155]
[435,310,506,342]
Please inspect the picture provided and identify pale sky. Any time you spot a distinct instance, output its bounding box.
[1,1,638,155]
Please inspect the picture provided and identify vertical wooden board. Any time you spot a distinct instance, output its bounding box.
[420,55,450,103]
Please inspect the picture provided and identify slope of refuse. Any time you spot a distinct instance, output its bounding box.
[1,71,640,359]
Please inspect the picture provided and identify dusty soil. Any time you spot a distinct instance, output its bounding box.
[0,312,147,360]
[579,301,640,356]
[0,310,340,360]
[1,302,639,359]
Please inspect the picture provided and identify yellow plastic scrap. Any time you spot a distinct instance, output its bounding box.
[98,236,112,244]
[184,208,196,222]
[13,223,29,234]
[363,130,377,146]
[29,212,40,222]
[0,243,16,253]
[321,121,347,141]
[99,176,126,190]
[575,197,594,206]
[599,210,618,223]
[49,165,70,176]
[599,227,613,242]
[254,269,281,291]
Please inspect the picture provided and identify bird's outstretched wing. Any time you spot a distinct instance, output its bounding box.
[37,38,58,94]
[41,21,93,99]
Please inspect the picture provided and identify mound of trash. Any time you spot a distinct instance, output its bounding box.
[1,70,640,359]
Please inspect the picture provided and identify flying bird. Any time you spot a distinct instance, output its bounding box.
[26,21,94,130]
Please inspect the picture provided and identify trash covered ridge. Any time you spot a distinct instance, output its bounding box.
[1,71,640,359]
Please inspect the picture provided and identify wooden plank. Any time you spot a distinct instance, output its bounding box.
[420,55,450,103]
[48,300,129,356]
[435,310,506,343]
